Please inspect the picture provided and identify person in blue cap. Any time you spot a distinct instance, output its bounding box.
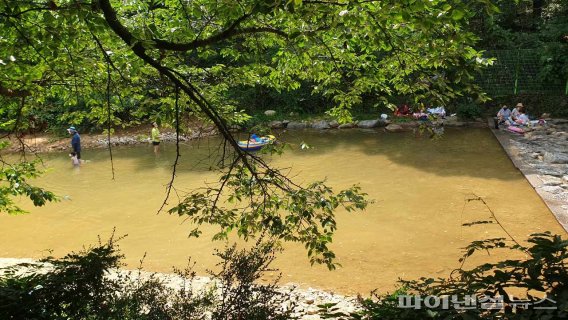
[67,126,81,159]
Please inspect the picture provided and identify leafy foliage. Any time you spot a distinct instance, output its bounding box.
[319,232,568,320]
[0,0,498,265]
[169,155,369,269]
[456,102,483,120]
[0,143,57,214]
[0,236,295,320]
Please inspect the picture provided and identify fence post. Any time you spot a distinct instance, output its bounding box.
[514,50,519,95]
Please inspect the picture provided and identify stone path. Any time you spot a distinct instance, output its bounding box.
[489,119,568,232]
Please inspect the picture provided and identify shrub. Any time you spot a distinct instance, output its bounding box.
[456,103,483,120]
[320,232,568,320]
[0,236,295,320]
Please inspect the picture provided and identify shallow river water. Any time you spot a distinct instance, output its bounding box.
[0,128,565,294]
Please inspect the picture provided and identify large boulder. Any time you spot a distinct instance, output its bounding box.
[311,120,331,130]
[543,151,568,164]
[400,121,419,128]
[385,124,404,132]
[264,110,276,116]
[539,175,563,186]
[357,119,380,128]
[338,123,355,129]
[539,185,565,194]
[287,121,308,129]
[269,121,284,129]
[329,120,339,128]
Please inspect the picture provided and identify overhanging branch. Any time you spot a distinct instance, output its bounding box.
[0,83,30,98]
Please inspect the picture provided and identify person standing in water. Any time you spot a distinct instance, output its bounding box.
[67,126,81,159]
[151,122,160,154]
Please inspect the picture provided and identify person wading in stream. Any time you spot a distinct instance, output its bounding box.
[67,126,81,159]
[151,122,160,154]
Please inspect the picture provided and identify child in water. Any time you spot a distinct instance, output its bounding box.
[69,152,80,166]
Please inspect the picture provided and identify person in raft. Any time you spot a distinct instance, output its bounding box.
[494,105,511,129]
[67,126,81,159]
[151,122,160,154]
[248,133,261,143]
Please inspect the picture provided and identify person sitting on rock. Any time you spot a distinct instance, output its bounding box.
[494,105,511,128]
[508,106,529,126]
[394,104,411,117]
[509,102,523,122]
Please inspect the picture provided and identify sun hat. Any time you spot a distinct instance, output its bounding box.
[67,126,76,133]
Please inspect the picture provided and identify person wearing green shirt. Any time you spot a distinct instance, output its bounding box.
[151,122,160,154]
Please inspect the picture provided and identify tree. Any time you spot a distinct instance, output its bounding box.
[0,0,497,267]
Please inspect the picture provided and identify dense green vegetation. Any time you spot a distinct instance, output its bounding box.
[1,0,500,265]
[0,236,294,319]
[0,1,567,318]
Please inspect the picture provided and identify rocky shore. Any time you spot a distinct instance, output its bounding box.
[490,119,568,231]
[5,126,218,154]
[267,115,487,132]
[0,258,360,319]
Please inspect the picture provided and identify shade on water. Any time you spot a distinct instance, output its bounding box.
[0,128,565,294]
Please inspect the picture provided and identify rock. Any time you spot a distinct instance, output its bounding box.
[264,110,276,116]
[385,124,404,132]
[338,123,355,129]
[287,121,308,129]
[539,175,563,186]
[311,120,330,130]
[538,169,565,177]
[377,120,389,127]
[269,121,284,129]
[530,152,541,159]
[539,186,565,194]
[305,296,315,304]
[329,120,339,128]
[289,112,299,117]
[563,176,568,184]
[543,152,568,164]
[306,309,318,315]
[357,119,380,128]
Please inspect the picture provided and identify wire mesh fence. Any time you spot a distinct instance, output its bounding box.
[477,49,567,96]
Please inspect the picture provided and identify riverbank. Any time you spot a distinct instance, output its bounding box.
[2,125,218,154]
[2,115,488,154]
[489,119,568,232]
[0,257,359,319]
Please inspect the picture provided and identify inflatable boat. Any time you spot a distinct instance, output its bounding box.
[506,126,525,134]
[237,135,276,152]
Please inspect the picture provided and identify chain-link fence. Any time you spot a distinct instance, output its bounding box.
[477,49,567,96]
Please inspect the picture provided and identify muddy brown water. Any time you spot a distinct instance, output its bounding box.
[0,129,565,294]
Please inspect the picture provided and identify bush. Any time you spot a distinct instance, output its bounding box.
[456,103,483,120]
[320,232,568,320]
[0,236,295,320]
